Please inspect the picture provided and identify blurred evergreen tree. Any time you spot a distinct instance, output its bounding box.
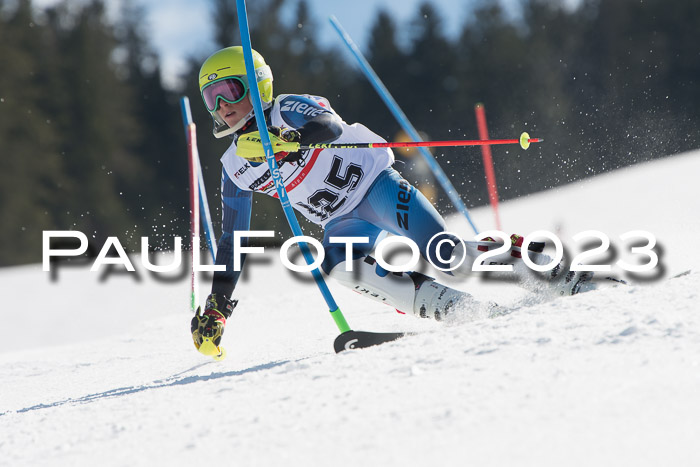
[577,0,700,169]
[405,2,456,135]
[0,0,65,265]
[213,0,240,48]
[116,0,189,249]
[362,9,406,140]
[517,0,587,192]
[45,1,140,249]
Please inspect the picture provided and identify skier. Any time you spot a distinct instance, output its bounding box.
[190,46,592,357]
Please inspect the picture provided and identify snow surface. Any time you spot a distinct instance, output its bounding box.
[2,151,700,466]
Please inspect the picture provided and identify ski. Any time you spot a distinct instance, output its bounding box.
[334,330,407,353]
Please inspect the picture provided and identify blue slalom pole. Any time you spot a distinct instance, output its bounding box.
[236,0,350,333]
[329,15,479,234]
[179,97,218,262]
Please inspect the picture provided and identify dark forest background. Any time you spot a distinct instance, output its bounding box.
[1,0,699,265]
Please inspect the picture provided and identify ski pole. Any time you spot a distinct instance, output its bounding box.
[265,132,541,153]
[236,0,405,352]
[297,132,541,151]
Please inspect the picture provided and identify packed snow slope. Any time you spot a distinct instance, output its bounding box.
[1,150,699,467]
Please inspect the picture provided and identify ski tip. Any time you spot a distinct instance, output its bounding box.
[198,339,226,361]
[213,347,227,361]
[333,330,407,353]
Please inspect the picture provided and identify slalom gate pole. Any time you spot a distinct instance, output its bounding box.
[235,0,350,334]
[184,118,200,314]
[475,103,502,230]
[179,97,218,262]
[329,15,480,234]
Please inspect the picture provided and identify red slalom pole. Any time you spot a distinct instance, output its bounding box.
[475,103,502,230]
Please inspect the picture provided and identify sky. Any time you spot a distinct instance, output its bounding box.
[31,0,479,88]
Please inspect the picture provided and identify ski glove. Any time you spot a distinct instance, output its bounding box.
[275,127,304,163]
[191,294,238,356]
[236,126,301,163]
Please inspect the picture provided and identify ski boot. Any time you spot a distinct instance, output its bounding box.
[328,256,477,321]
[191,294,237,359]
[411,272,477,321]
[549,263,595,296]
[503,234,597,296]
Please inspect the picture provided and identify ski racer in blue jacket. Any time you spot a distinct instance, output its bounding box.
[190,46,591,357]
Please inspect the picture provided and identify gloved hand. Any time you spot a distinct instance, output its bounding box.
[191,294,238,356]
[275,127,305,163]
[236,126,301,163]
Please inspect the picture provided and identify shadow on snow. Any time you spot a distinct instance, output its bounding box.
[3,359,291,416]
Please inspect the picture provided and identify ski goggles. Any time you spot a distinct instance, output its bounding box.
[202,77,248,112]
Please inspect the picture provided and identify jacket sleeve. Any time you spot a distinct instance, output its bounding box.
[295,112,343,145]
[211,169,252,298]
[278,95,343,144]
